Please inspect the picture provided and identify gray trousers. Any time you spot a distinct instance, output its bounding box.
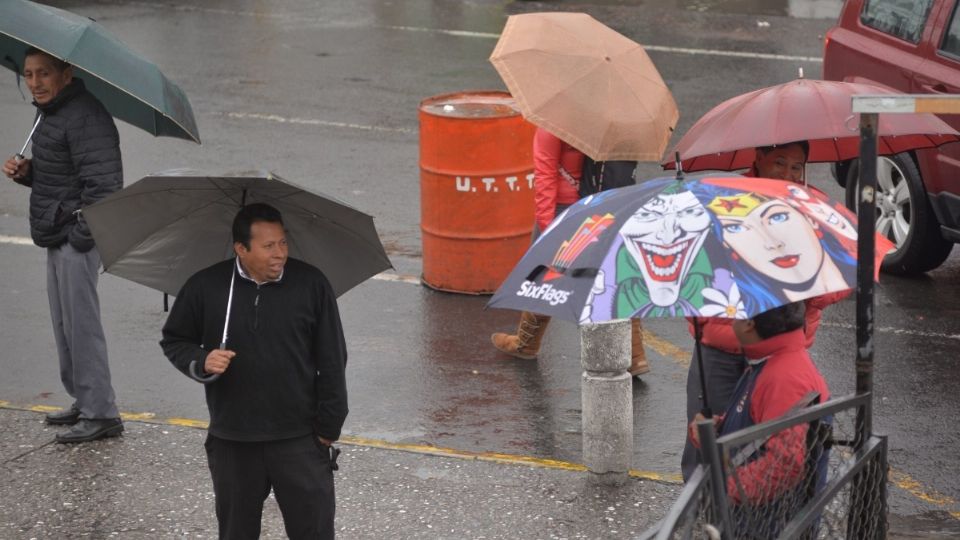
[680,344,746,481]
[47,243,118,419]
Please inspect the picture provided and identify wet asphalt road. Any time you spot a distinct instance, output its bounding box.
[1,0,959,535]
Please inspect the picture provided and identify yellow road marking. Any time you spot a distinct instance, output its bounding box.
[28,405,64,413]
[890,469,956,506]
[166,417,209,429]
[120,412,157,421]
[643,329,691,367]
[0,402,952,514]
[0,401,678,484]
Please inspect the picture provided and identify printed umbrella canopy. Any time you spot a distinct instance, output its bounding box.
[487,175,894,325]
[662,78,958,172]
[489,12,678,161]
[0,0,200,143]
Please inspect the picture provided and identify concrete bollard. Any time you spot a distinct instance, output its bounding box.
[580,319,633,482]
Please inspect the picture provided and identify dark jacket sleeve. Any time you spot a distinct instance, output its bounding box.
[66,107,123,252]
[311,276,349,441]
[12,162,33,187]
[160,278,213,383]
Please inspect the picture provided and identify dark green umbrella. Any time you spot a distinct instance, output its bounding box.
[0,0,200,143]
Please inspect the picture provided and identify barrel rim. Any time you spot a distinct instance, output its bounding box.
[419,90,523,120]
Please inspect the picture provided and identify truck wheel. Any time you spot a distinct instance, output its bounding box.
[844,153,953,275]
[832,159,853,188]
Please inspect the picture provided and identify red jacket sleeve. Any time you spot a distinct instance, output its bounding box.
[534,129,563,231]
[725,375,814,504]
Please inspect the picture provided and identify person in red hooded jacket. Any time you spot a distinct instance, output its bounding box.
[680,141,849,480]
[491,127,650,376]
[689,301,830,537]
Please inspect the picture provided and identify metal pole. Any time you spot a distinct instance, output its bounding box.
[698,420,733,538]
[855,112,878,444]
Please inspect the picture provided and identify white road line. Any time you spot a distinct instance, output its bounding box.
[0,234,422,284]
[384,25,823,63]
[214,112,415,134]
[9,236,954,342]
[382,25,501,39]
[116,2,823,64]
[0,235,32,246]
[642,44,821,63]
[820,321,960,341]
[371,272,421,285]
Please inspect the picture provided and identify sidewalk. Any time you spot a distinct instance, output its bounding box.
[0,408,680,539]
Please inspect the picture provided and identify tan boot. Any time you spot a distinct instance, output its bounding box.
[629,319,650,377]
[491,311,551,360]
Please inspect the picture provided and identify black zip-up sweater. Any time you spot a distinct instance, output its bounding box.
[160,258,348,442]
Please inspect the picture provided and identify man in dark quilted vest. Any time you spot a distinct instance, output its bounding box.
[2,48,123,443]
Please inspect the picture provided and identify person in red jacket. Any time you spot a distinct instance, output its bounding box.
[689,301,830,537]
[491,127,649,376]
[680,141,849,480]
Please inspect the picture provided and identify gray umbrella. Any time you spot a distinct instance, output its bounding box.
[82,170,393,298]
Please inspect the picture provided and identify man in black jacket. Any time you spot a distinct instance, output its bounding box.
[161,203,348,539]
[2,48,123,443]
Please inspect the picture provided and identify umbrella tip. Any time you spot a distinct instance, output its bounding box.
[674,151,684,180]
[798,67,804,79]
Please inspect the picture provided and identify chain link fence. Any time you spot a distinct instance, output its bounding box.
[642,393,888,539]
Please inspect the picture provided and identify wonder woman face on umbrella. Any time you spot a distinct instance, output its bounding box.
[620,191,711,307]
[714,195,824,285]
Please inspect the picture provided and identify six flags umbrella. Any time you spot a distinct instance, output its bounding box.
[0,0,200,143]
[487,175,894,324]
[82,170,393,298]
[489,12,678,161]
[663,78,959,172]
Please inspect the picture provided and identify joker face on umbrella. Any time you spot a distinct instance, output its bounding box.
[619,190,711,307]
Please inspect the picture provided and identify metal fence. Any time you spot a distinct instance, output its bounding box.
[641,393,888,540]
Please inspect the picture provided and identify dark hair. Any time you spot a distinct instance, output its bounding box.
[232,203,284,249]
[756,140,809,160]
[24,47,70,72]
[752,301,806,340]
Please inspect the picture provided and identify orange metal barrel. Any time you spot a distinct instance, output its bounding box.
[419,91,536,294]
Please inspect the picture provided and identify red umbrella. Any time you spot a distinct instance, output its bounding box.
[663,78,959,172]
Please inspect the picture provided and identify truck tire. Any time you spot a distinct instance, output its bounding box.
[844,153,953,275]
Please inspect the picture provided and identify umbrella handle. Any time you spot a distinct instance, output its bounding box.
[693,318,712,418]
[188,359,221,383]
[187,265,236,385]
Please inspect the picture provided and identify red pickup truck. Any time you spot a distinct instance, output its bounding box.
[823,0,960,274]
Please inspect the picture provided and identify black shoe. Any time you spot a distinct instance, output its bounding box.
[55,418,124,444]
[45,405,81,426]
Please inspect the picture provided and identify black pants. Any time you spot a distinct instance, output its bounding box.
[205,434,336,539]
[680,345,747,481]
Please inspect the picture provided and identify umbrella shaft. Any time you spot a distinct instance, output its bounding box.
[17,116,43,159]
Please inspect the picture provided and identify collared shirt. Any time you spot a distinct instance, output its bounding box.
[235,257,284,286]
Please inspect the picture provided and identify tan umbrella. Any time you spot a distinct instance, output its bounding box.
[489,12,678,161]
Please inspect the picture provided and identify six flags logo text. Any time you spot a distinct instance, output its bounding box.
[516,281,572,306]
[515,213,613,306]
